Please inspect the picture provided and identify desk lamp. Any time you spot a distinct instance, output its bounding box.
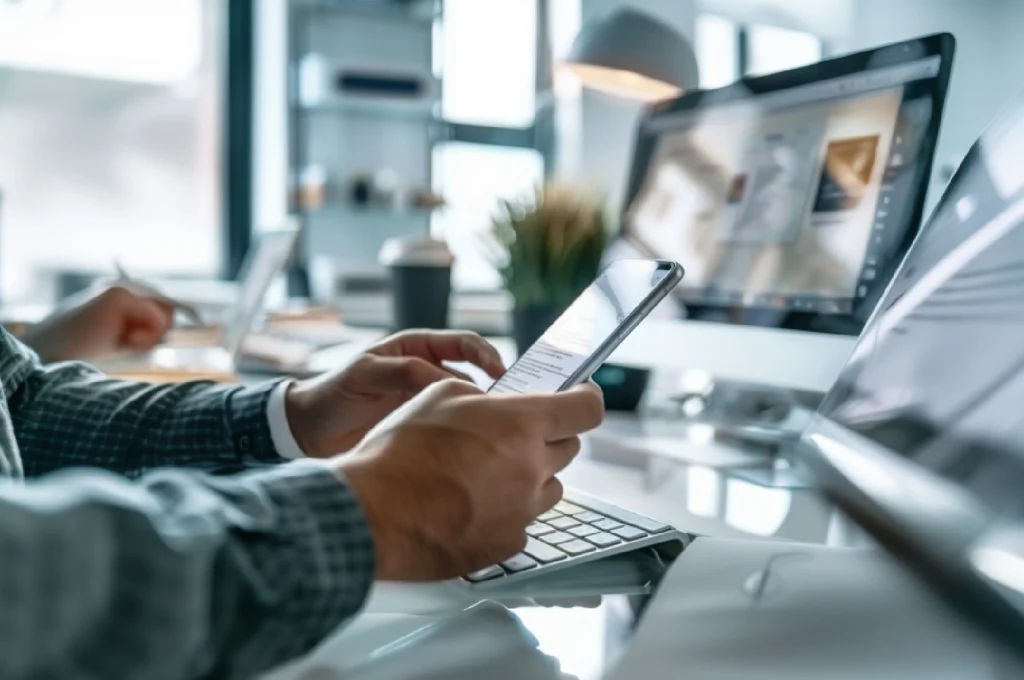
[563,8,699,101]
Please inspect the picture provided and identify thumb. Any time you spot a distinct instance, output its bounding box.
[368,355,453,393]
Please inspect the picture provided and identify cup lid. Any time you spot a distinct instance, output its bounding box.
[379,236,455,267]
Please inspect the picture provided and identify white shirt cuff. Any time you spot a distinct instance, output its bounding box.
[267,380,306,460]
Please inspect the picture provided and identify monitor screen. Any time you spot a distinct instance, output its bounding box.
[623,35,954,336]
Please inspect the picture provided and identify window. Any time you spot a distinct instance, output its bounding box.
[0,0,224,301]
[432,0,555,290]
[695,14,739,90]
[439,0,537,128]
[746,23,824,77]
[432,144,544,290]
[694,13,824,89]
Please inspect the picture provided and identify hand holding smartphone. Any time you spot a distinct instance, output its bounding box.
[489,260,683,395]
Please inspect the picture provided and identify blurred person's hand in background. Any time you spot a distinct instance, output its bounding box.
[20,286,174,363]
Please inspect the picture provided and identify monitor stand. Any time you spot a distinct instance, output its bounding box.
[668,374,824,447]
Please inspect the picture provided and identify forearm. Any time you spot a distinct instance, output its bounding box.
[0,462,374,679]
[9,359,285,478]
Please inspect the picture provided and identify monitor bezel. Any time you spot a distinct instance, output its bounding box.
[621,33,956,337]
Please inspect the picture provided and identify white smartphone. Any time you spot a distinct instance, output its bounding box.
[489,259,683,395]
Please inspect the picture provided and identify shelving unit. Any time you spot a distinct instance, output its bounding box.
[285,0,443,297]
[292,0,438,26]
[301,100,442,123]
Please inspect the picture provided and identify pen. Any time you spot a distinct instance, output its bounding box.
[113,261,204,326]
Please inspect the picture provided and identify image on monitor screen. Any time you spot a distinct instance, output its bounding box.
[624,49,945,330]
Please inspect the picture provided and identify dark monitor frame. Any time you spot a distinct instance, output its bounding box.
[621,33,956,337]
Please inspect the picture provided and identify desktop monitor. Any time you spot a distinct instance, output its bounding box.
[617,34,955,392]
[799,86,1024,660]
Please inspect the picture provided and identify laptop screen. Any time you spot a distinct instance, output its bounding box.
[804,87,1024,652]
[623,35,954,337]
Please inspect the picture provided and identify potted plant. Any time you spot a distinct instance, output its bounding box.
[483,183,609,353]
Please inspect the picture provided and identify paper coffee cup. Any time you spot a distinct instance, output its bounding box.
[379,237,455,331]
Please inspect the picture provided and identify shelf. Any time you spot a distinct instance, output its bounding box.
[304,204,439,219]
[299,99,442,123]
[295,0,440,26]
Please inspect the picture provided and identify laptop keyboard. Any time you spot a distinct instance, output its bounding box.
[463,497,674,584]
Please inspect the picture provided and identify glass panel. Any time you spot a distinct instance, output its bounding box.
[432,143,544,289]
[0,0,222,301]
[440,0,537,127]
[695,14,739,90]
[747,24,824,77]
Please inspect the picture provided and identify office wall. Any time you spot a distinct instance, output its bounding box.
[846,0,1018,212]
[698,0,855,46]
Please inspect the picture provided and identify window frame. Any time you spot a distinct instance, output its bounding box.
[433,0,556,172]
[697,12,829,88]
[224,0,257,281]
[430,0,556,292]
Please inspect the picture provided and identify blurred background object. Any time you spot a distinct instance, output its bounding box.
[483,183,609,352]
[1,0,1023,358]
[564,7,699,101]
[0,0,225,301]
[379,234,455,331]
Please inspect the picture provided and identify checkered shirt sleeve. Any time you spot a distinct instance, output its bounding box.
[0,333,286,479]
[0,329,377,677]
[0,462,375,679]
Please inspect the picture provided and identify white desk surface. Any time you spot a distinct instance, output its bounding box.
[256,326,866,680]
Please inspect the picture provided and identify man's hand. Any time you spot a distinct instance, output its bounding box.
[285,330,506,457]
[20,286,174,363]
[335,379,605,581]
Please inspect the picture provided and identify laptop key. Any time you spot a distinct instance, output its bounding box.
[548,516,581,530]
[568,525,599,538]
[574,511,604,523]
[537,510,562,522]
[526,523,554,537]
[612,525,647,541]
[600,507,671,534]
[592,518,623,531]
[587,532,622,548]
[501,553,539,573]
[555,501,586,515]
[542,531,574,545]
[560,540,597,556]
[524,538,568,564]
[465,565,505,582]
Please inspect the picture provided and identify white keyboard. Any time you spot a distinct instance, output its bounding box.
[462,491,690,589]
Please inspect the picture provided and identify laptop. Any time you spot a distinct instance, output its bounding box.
[97,227,327,381]
[797,85,1024,661]
[461,34,956,589]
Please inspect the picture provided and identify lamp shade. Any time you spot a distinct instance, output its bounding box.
[564,8,698,101]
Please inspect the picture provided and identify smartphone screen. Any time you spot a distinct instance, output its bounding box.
[489,260,682,395]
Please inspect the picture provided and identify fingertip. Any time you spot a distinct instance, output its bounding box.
[538,477,565,513]
[125,328,162,350]
[478,345,507,378]
[460,333,503,366]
